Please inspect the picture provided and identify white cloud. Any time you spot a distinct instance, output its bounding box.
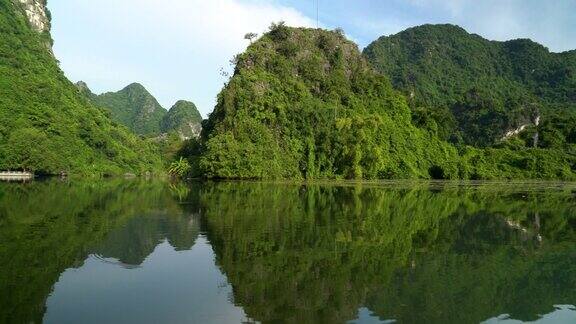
[51,0,316,117]
[397,0,576,52]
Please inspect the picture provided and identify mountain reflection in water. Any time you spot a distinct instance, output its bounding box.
[1,180,576,323]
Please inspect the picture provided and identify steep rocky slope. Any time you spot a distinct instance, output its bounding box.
[162,100,202,139]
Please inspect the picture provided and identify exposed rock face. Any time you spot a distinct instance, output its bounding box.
[162,100,203,140]
[501,113,541,141]
[17,0,50,33]
[502,124,530,140]
[75,81,96,99]
[187,122,202,139]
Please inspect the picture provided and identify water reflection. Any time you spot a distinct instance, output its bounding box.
[0,180,575,323]
[44,238,249,324]
[484,305,576,323]
[199,182,576,323]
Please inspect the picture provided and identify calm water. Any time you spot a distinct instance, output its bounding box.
[1,180,576,324]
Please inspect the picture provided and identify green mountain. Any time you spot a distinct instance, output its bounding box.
[84,82,202,138]
[162,100,202,139]
[363,24,576,147]
[194,24,461,179]
[185,24,576,180]
[92,83,167,136]
[0,0,161,175]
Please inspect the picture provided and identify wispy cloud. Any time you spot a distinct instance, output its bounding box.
[52,0,316,116]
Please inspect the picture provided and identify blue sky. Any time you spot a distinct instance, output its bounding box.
[50,0,576,117]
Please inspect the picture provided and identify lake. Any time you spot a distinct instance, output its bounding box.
[1,180,576,323]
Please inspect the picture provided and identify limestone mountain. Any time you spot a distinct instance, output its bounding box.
[92,83,167,136]
[0,0,162,175]
[364,24,576,148]
[162,100,202,139]
[194,24,460,179]
[81,82,202,138]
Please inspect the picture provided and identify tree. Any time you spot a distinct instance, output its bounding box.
[244,32,258,43]
[6,128,59,173]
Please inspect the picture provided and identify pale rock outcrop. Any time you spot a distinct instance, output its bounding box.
[501,114,541,141]
[17,0,50,33]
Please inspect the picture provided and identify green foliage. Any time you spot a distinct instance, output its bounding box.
[364,24,576,147]
[187,25,576,180]
[168,157,191,178]
[458,146,576,180]
[87,83,203,139]
[174,137,203,178]
[92,83,168,136]
[161,100,202,138]
[195,27,460,179]
[5,128,59,173]
[0,0,162,175]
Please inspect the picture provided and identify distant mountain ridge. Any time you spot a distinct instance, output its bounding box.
[93,83,167,136]
[77,82,202,139]
[363,24,576,147]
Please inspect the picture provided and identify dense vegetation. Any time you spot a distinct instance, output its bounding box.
[85,82,202,138]
[161,100,202,138]
[3,0,575,180]
[193,25,460,179]
[363,24,576,148]
[90,83,167,136]
[183,24,576,180]
[0,0,162,175]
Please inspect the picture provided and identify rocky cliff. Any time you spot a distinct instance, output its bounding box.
[17,0,50,33]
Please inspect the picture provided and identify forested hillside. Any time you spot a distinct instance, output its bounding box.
[163,100,202,139]
[3,1,574,181]
[364,24,576,148]
[84,82,202,139]
[0,0,161,175]
[193,24,462,179]
[182,25,576,180]
[92,83,167,136]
